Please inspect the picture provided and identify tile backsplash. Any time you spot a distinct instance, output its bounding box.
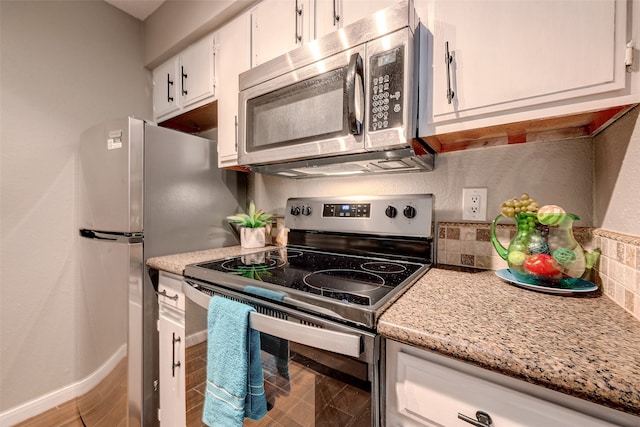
[437,222,640,320]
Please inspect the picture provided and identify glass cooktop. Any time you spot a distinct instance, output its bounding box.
[188,247,426,306]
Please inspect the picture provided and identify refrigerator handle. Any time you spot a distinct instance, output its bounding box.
[79,229,143,244]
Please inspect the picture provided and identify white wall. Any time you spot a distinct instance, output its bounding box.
[252,137,595,227]
[0,0,152,418]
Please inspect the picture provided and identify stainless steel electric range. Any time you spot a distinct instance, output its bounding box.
[182,195,433,426]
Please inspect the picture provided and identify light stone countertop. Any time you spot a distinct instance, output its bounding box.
[147,247,640,418]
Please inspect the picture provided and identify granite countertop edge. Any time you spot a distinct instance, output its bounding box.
[147,248,640,418]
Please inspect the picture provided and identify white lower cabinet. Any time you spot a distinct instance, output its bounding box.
[158,272,186,427]
[385,340,632,427]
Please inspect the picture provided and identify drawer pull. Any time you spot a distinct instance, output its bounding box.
[157,289,179,301]
[458,410,493,427]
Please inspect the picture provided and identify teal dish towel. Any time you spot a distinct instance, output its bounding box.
[243,285,286,301]
[202,296,267,426]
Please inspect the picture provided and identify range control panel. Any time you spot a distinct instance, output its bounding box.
[286,194,433,238]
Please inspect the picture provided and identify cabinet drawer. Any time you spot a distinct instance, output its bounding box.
[158,272,185,311]
[394,351,616,427]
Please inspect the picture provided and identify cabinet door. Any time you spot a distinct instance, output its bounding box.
[387,341,620,427]
[315,0,397,39]
[340,0,397,27]
[314,0,341,39]
[158,307,186,427]
[251,0,311,67]
[179,34,217,108]
[217,13,250,167]
[152,58,179,120]
[394,351,617,427]
[429,0,624,124]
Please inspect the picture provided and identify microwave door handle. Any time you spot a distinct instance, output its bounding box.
[346,52,364,135]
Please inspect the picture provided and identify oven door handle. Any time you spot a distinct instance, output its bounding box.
[183,283,363,358]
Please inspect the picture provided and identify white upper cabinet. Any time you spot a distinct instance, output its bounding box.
[179,35,217,108]
[314,0,398,39]
[152,33,219,122]
[152,58,180,120]
[420,0,636,138]
[251,0,312,67]
[217,13,251,168]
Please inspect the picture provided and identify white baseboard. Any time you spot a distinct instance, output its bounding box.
[0,345,126,427]
[0,382,77,427]
[186,329,207,347]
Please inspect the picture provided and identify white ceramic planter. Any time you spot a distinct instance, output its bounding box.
[240,227,266,249]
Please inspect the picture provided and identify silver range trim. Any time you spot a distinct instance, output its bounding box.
[184,253,429,330]
[183,279,375,360]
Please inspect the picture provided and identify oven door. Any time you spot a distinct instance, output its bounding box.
[238,45,366,166]
[183,280,380,427]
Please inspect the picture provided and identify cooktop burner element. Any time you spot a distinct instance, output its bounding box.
[185,194,434,329]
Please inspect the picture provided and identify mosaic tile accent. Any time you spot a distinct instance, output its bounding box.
[437,222,640,321]
[592,229,640,321]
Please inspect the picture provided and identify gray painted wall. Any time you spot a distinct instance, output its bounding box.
[252,137,596,227]
[1,0,152,414]
[594,106,640,235]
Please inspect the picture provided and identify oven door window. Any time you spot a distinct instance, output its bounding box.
[246,66,348,152]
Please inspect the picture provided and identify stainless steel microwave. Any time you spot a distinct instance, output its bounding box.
[237,0,434,178]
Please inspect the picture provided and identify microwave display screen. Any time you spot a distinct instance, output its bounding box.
[377,51,397,67]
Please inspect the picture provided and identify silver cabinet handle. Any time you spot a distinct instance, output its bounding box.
[458,410,493,427]
[295,0,303,43]
[171,333,181,377]
[157,289,179,301]
[445,41,455,104]
[234,115,239,152]
[333,0,340,26]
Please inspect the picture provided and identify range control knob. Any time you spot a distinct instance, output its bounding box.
[385,205,398,218]
[403,205,417,219]
[290,206,301,216]
[302,206,312,216]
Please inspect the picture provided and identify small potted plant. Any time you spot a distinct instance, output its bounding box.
[227,201,273,248]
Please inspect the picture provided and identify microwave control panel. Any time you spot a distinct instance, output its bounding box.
[369,46,404,132]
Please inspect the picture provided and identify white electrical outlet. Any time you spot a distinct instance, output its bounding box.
[462,188,488,221]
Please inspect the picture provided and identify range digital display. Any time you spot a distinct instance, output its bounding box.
[323,203,371,217]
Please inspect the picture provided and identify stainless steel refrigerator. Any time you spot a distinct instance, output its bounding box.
[77,117,246,426]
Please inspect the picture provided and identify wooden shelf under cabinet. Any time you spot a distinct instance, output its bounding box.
[422,104,635,153]
[159,101,218,134]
